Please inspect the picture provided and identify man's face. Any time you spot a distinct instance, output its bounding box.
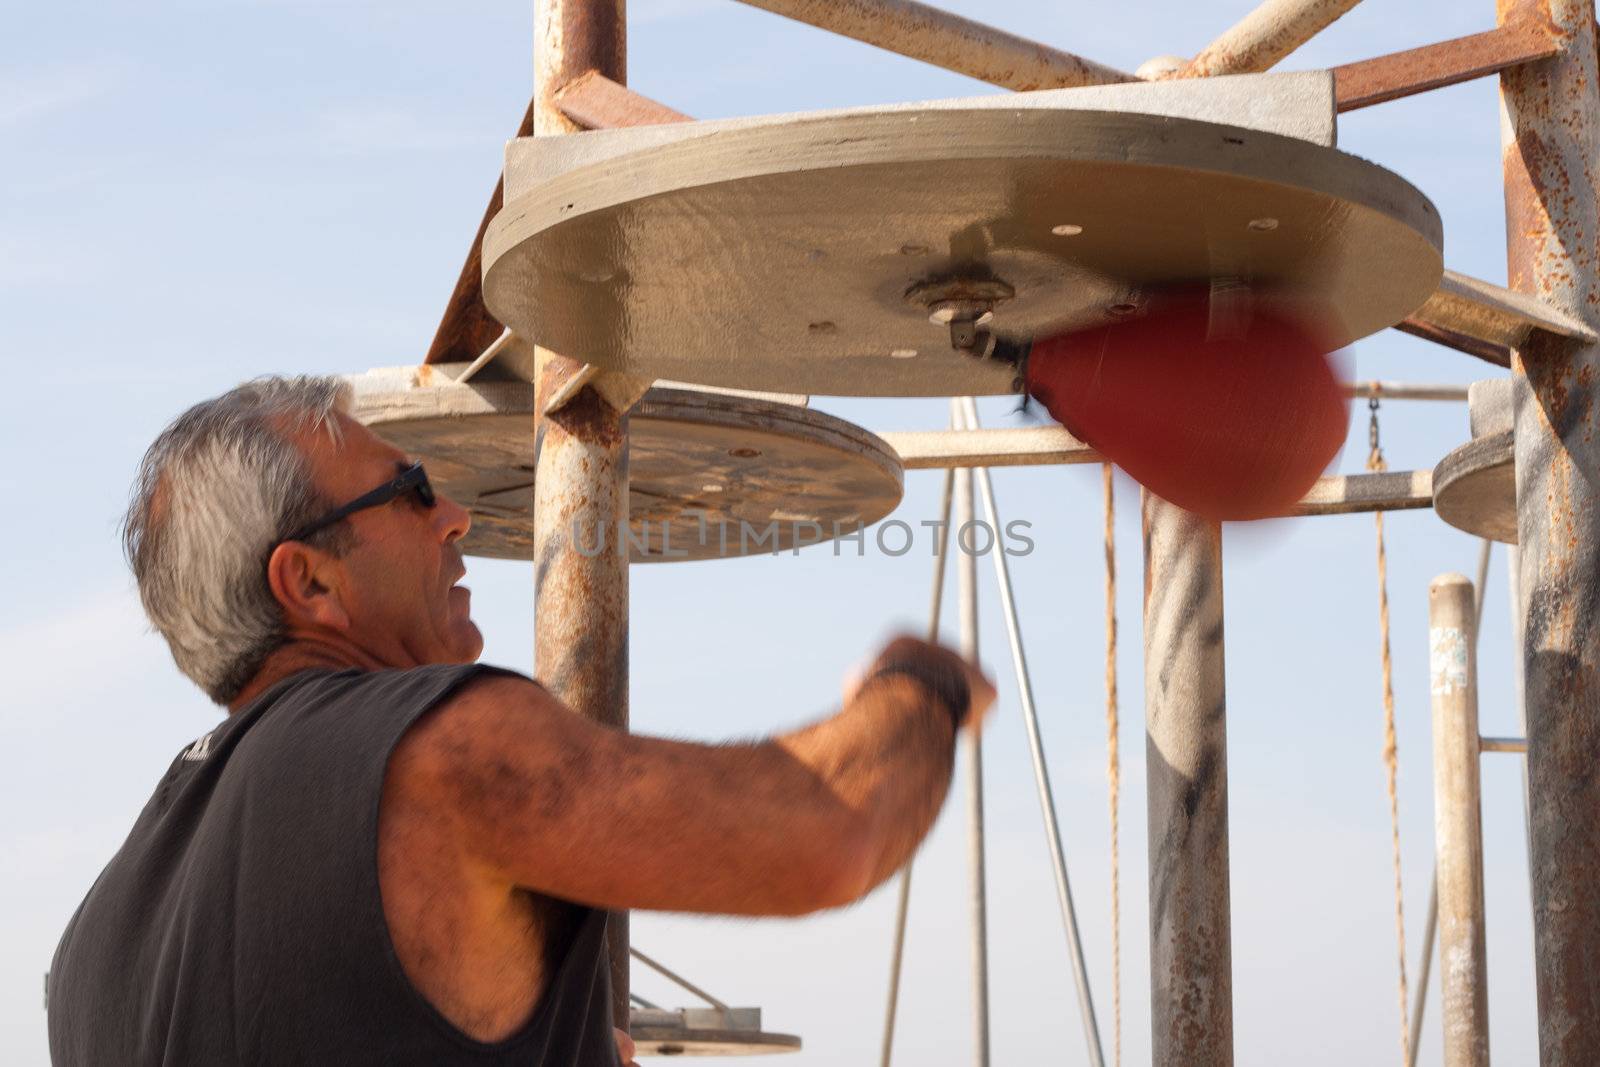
[293,413,483,667]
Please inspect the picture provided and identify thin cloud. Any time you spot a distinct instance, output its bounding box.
[632,0,722,25]
[312,103,495,156]
[0,63,123,129]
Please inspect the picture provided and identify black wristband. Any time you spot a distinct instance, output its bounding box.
[866,655,971,732]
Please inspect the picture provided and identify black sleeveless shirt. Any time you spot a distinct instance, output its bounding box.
[47,664,619,1066]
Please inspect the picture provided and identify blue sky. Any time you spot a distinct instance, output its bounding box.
[1,1,1544,1063]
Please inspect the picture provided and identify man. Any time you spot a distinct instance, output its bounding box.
[48,376,995,1065]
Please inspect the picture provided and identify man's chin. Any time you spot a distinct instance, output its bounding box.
[455,620,485,664]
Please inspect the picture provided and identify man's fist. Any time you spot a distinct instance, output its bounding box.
[847,635,997,734]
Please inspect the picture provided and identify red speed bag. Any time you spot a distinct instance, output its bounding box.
[1024,289,1348,521]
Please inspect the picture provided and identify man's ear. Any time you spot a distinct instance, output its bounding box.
[266,541,352,633]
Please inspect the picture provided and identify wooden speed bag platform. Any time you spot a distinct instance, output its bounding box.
[482,72,1442,398]
[629,1007,801,1057]
[1433,378,1516,544]
[345,366,904,563]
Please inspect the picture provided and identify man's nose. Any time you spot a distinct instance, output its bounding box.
[435,493,472,543]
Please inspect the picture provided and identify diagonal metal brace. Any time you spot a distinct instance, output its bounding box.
[542,362,654,416]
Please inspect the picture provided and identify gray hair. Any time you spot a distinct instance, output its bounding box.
[123,376,356,705]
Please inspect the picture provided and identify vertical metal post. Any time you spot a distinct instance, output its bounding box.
[960,398,1105,1067]
[954,435,990,1067]
[1142,492,1233,1066]
[878,466,955,1067]
[1498,3,1600,1061]
[531,0,629,1025]
[1506,545,1536,920]
[1428,575,1491,1066]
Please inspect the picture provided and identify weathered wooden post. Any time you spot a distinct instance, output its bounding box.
[1143,493,1233,1065]
[531,0,633,1024]
[1428,574,1491,1066]
[1498,2,1600,1061]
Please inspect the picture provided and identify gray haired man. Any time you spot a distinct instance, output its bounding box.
[47,376,994,1066]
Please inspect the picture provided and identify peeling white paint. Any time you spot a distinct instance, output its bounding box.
[1430,626,1469,695]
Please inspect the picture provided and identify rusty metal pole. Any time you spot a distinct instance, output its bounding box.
[1428,575,1491,1067]
[1498,3,1600,1062]
[1142,492,1233,1066]
[531,0,630,1027]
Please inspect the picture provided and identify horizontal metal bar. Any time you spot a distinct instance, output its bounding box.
[1409,269,1600,353]
[1345,381,1468,402]
[879,425,1096,469]
[882,427,1433,514]
[1291,469,1432,515]
[733,0,1134,90]
[1333,21,1559,112]
[556,71,692,129]
[1171,0,1365,78]
[1480,736,1529,754]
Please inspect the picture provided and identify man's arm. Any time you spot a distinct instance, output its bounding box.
[388,637,992,916]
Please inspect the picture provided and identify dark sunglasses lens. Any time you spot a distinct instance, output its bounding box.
[414,469,436,508]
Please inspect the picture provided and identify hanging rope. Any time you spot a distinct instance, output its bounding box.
[1368,397,1410,1062]
[1101,463,1122,1067]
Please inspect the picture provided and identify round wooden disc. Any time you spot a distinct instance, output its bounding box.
[1433,432,1516,544]
[348,374,904,563]
[484,108,1442,397]
[630,1027,801,1056]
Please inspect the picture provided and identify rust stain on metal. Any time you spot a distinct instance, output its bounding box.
[557,72,691,129]
[531,0,631,1025]
[1333,21,1560,111]
[1500,0,1600,1058]
[422,97,535,366]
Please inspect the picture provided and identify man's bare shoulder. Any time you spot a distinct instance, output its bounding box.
[387,671,581,796]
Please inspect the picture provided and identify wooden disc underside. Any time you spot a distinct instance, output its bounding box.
[630,1027,801,1056]
[1432,432,1516,544]
[349,378,904,563]
[484,108,1443,397]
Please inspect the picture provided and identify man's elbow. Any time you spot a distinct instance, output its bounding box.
[773,812,878,915]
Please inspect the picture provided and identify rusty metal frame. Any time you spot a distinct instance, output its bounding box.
[732,0,1133,90]
[419,0,1600,1061]
[427,10,1582,375]
[1499,1,1600,1061]
[1333,20,1559,111]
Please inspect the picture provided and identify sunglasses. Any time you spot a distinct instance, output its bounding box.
[279,462,436,546]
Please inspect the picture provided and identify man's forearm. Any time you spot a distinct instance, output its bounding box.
[776,674,958,898]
